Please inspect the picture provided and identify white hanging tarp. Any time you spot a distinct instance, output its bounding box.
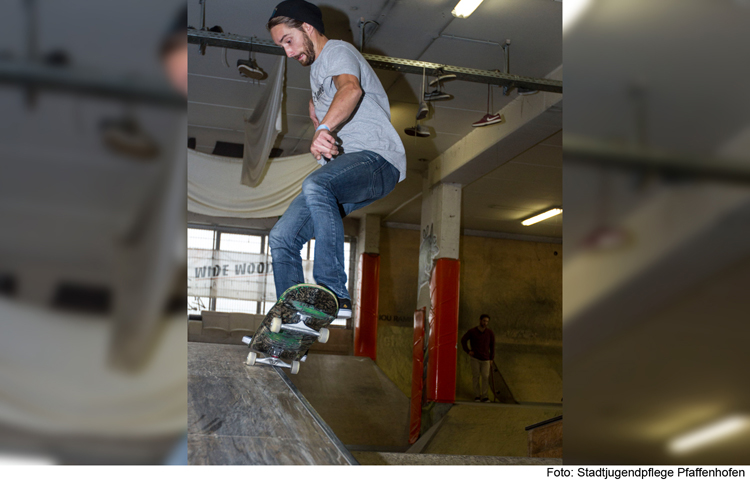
[0,298,187,436]
[242,56,285,187]
[187,148,319,218]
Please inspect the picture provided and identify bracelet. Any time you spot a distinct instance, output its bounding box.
[316,124,331,132]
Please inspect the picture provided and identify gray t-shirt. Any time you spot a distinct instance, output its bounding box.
[310,40,406,182]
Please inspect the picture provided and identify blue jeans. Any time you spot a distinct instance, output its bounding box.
[269,151,399,301]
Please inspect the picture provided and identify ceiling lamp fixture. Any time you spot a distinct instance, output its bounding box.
[500,39,538,96]
[451,0,484,18]
[522,208,562,226]
[669,416,750,454]
[563,0,593,34]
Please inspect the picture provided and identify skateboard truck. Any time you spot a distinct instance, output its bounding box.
[245,352,301,374]
[268,316,330,344]
[242,336,309,374]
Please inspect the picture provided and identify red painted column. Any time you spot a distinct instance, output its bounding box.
[354,253,380,360]
[426,258,460,403]
[409,308,426,444]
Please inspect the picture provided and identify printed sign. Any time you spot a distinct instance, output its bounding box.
[188,248,313,301]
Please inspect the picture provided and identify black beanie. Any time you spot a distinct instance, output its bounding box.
[269,0,325,35]
[160,6,187,56]
[166,6,187,37]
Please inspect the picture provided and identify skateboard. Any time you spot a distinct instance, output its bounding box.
[489,361,518,404]
[242,283,338,374]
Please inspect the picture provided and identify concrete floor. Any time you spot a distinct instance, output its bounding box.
[353,451,563,465]
[421,402,562,457]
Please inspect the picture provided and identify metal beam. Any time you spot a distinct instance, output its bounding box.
[564,135,750,185]
[364,54,561,93]
[187,29,563,93]
[0,60,184,108]
[188,29,283,55]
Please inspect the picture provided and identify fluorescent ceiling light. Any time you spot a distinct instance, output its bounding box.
[452,0,484,18]
[669,416,750,454]
[0,453,56,465]
[522,208,562,226]
[563,0,593,33]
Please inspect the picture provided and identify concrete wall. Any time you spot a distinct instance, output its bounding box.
[375,227,421,397]
[457,236,562,403]
[375,226,562,403]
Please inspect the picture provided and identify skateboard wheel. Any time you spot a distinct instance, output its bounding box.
[270,317,281,333]
[246,352,257,366]
[317,328,330,344]
[291,360,300,375]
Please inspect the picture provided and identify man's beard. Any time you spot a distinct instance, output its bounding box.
[299,32,316,66]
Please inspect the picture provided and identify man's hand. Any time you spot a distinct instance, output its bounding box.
[469,351,475,357]
[310,129,338,161]
[309,98,319,127]
[309,74,361,161]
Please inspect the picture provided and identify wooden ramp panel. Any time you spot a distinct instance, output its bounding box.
[188,343,357,465]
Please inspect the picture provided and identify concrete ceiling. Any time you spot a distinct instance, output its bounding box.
[564,0,750,247]
[563,0,750,464]
[187,0,562,237]
[0,1,184,281]
[380,130,562,238]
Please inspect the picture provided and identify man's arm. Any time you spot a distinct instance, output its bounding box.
[460,330,473,356]
[309,98,319,127]
[489,330,495,361]
[321,74,362,130]
[310,73,363,161]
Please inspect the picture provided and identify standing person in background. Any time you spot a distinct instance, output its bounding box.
[461,314,495,402]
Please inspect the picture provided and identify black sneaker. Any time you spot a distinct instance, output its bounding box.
[317,284,351,319]
[237,59,267,80]
[481,397,490,403]
[428,68,456,86]
[416,100,429,120]
[337,298,352,319]
[424,89,453,101]
[404,124,431,137]
[474,397,481,402]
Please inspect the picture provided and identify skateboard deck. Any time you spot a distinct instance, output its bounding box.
[243,283,338,374]
[489,361,518,404]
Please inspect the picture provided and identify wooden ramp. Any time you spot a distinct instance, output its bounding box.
[188,343,357,465]
[288,355,411,452]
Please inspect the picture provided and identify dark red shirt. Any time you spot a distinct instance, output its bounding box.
[461,326,495,361]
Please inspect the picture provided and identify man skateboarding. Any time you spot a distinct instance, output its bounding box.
[267,0,406,319]
[461,314,496,402]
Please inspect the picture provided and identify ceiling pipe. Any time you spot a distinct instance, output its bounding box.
[439,34,500,46]
[199,0,208,55]
[358,18,379,52]
[501,39,512,95]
